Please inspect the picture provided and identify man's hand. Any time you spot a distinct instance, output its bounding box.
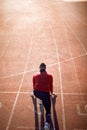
[50,92,57,97]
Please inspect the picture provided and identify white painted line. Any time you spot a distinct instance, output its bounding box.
[70,13,87,26]
[0,71,25,79]
[0,91,87,96]
[0,91,20,94]
[65,22,87,54]
[63,93,87,96]
[0,64,58,79]
[62,15,87,103]
[0,42,9,57]
[17,126,56,130]
[0,102,2,108]
[49,24,66,130]
[6,31,33,130]
[76,104,87,116]
[0,52,86,79]
[17,126,38,129]
[61,53,87,63]
[63,24,84,102]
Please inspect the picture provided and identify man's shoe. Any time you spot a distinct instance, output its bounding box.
[44,122,50,130]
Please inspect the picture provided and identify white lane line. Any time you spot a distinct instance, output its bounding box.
[6,32,33,130]
[61,53,87,63]
[64,23,84,101]
[0,52,86,79]
[0,91,87,96]
[0,71,25,79]
[49,24,66,130]
[65,22,87,54]
[63,24,85,102]
[0,42,10,57]
[17,126,56,130]
[63,93,87,96]
[17,126,39,129]
[70,13,87,26]
[0,63,58,79]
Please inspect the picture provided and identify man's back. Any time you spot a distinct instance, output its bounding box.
[33,71,53,93]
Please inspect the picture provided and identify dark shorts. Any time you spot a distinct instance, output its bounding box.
[33,89,50,100]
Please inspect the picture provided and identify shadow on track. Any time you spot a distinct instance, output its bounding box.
[51,95,60,130]
[31,96,39,130]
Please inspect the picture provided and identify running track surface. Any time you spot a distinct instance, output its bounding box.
[0,0,87,130]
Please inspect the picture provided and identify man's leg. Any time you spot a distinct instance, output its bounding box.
[33,90,51,128]
[42,96,51,123]
[33,90,41,99]
[42,96,51,129]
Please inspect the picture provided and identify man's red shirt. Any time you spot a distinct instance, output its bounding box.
[33,71,53,93]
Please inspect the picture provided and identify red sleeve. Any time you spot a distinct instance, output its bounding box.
[49,75,53,93]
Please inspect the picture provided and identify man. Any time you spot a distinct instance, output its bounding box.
[32,63,54,129]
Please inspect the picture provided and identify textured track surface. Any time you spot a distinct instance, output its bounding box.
[0,0,87,130]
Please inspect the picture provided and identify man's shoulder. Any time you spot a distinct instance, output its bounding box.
[47,72,53,77]
[33,72,40,77]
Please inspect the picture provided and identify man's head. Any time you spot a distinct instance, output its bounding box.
[39,63,46,72]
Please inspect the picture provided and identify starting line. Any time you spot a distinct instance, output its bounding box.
[17,126,39,129]
[17,126,55,130]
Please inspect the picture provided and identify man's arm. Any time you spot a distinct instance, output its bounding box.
[50,75,53,94]
[33,76,35,89]
[50,75,56,96]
